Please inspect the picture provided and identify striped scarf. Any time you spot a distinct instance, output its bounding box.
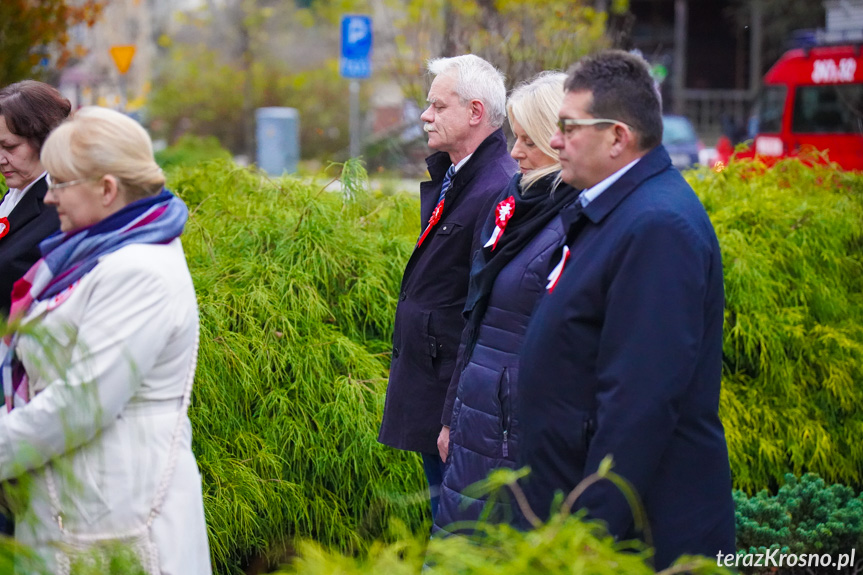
[1,189,188,411]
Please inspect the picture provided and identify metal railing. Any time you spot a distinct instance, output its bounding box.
[680,89,756,143]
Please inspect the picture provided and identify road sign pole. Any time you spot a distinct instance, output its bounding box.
[340,15,372,161]
[350,80,360,159]
[119,75,127,112]
[109,45,136,112]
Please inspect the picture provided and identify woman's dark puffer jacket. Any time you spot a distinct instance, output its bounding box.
[434,178,572,534]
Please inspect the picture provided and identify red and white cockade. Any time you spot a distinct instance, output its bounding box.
[546,245,570,293]
[417,198,445,248]
[483,195,516,251]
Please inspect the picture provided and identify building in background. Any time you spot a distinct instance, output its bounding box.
[57,0,201,112]
[625,0,851,144]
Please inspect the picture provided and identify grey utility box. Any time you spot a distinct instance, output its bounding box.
[256,107,300,175]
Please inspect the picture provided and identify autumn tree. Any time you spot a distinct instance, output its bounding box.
[0,0,104,87]
[438,0,629,84]
[306,0,628,107]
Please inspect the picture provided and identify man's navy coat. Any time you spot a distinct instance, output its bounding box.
[0,175,60,316]
[379,129,516,454]
[516,146,735,569]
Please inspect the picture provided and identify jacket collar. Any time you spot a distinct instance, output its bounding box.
[5,174,49,233]
[420,128,509,221]
[580,145,672,225]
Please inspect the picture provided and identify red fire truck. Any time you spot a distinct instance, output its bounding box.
[721,44,863,171]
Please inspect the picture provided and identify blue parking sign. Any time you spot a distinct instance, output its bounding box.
[341,15,372,79]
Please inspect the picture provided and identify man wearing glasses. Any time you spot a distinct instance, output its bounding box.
[515,50,735,569]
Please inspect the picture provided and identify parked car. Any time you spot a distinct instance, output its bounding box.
[662,114,702,169]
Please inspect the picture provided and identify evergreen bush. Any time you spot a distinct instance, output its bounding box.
[734,472,863,573]
[172,156,863,570]
[5,156,861,572]
[735,473,863,554]
[171,159,427,572]
[688,158,863,492]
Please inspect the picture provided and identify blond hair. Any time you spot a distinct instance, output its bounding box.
[507,71,567,190]
[41,106,164,201]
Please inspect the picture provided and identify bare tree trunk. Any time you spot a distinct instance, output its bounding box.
[672,0,688,115]
[240,20,255,160]
[442,0,457,57]
[606,5,636,50]
[236,0,255,160]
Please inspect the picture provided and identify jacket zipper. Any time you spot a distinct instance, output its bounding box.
[583,417,594,451]
[500,368,510,458]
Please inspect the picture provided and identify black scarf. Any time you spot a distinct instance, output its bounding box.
[462,172,579,362]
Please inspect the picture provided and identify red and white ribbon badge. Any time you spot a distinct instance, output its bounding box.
[483,195,515,251]
[417,198,445,248]
[546,245,570,293]
[0,217,9,240]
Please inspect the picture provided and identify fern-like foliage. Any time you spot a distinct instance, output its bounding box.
[278,516,730,575]
[170,159,427,573]
[688,158,863,493]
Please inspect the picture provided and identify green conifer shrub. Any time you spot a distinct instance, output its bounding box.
[170,159,428,572]
[734,473,863,573]
[171,156,863,571]
[7,155,858,572]
[688,158,863,493]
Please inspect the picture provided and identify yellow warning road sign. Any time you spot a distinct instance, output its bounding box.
[109,45,136,75]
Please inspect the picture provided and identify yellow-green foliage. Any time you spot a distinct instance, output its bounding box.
[171,159,427,572]
[277,517,729,575]
[687,158,863,493]
[8,155,862,570]
[0,535,149,574]
[154,134,232,170]
[173,156,863,570]
[0,537,50,574]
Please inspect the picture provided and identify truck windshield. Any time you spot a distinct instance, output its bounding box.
[792,84,863,134]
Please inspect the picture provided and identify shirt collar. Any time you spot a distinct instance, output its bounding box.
[453,153,473,173]
[0,171,47,218]
[577,159,640,207]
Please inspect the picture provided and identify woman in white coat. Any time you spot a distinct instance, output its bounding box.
[0,106,212,574]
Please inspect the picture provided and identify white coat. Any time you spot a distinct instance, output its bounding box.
[0,240,212,574]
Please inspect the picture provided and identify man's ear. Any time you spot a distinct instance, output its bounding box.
[468,99,485,127]
[100,175,121,207]
[608,124,635,159]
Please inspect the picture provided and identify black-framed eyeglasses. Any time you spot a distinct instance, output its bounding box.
[556,117,632,135]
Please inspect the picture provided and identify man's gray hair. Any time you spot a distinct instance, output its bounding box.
[427,55,507,128]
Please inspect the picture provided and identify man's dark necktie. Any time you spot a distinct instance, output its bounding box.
[439,164,456,204]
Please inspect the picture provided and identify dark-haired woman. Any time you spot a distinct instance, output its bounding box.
[0,80,71,317]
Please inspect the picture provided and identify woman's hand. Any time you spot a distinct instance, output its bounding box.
[437,425,450,462]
